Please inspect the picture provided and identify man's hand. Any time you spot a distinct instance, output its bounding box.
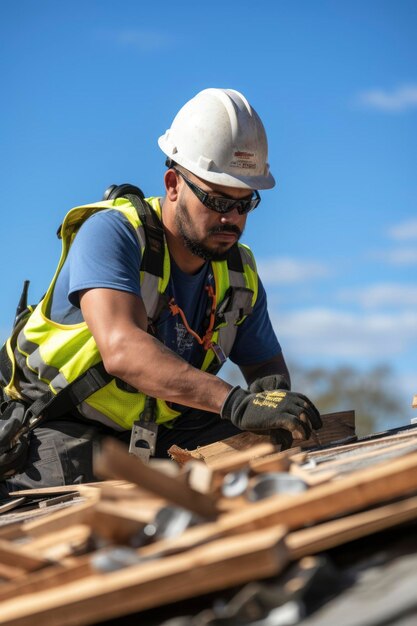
[221,386,322,450]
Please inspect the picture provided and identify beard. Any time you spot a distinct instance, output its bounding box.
[174,195,243,262]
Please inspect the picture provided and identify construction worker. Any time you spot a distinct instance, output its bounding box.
[0,88,321,495]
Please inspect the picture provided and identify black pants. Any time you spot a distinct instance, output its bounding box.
[0,410,240,498]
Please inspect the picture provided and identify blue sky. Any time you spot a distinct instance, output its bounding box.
[1,0,416,426]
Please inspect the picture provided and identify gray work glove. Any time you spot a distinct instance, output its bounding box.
[221,386,322,450]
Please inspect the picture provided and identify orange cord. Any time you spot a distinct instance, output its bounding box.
[169,285,217,350]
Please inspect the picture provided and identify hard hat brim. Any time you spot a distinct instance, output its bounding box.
[158,136,276,191]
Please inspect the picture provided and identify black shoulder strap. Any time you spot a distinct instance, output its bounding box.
[225,243,244,273]
[125,194,165,279]
[105,188,167,331]
[102,184,165,279]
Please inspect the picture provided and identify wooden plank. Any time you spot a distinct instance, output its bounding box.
[8,481,124,500]
[293,437,417,479]
[167,444,195,466]
[94,438,220,519]
[24,500,97,537]
[250,447,305,474]
[0,562,27,581]
[91,503,150,543]
[26,525,93,561]
[289,466,337,486]
[208,443,287,472]
[0,523,27,541]
[306,410,355,448]
[168,432,274,465]
[0,526,288,626]
[0,501,85,532]
[0,504,154,597]
[183,448,303,495]
[0,562,92,603]
[38,493,79,508]
[213,450,417,536]
[183,461,215,494]
[286,494,417,559]
[0,497,27,514]
[135,443,417,561]
[0,539,50,572]
[305,426,417,461]
[168,411,356,467]
[107,441,417,561]
[89,481,162,502]
[161,446,417,549]
[137,514,244,560]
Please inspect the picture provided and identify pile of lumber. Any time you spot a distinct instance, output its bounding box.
[0,411,417,624]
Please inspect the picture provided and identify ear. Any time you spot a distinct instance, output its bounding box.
[164,169,180,201]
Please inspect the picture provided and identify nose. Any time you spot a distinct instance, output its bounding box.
[219,208,241,224]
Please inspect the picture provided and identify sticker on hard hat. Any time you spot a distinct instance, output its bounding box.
[230,151,257,170]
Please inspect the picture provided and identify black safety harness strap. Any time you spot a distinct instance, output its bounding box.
[125,193,164,278]
[0,190,256,465]
[119,193,164,459]
[22,362,114,432]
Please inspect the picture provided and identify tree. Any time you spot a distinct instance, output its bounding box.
[290,363,407,436]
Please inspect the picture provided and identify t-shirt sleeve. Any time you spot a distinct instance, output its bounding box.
[67,209,142,308]
[228,276,282,366]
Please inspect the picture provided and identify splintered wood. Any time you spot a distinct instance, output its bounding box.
[168,410,356,467]
[1,416,417,625]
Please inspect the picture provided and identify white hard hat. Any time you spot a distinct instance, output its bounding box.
[158,88,275,190]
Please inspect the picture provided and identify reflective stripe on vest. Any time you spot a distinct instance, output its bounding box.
[6,197,258,429]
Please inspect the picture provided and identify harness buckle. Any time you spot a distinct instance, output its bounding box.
[210,342,227,365]
[129,396,158,464]
[129,420,158,464]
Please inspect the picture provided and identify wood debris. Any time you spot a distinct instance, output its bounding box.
[0,412,417,624]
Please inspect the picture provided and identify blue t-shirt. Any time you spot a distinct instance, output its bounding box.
[50,209,281,370]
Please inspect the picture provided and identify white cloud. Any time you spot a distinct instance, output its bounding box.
[257,257,330,285]
[374,248,417,266]
[355,84,417,112]
[388,219,417,241]
[338,284,417,308]
[272,308,417,359]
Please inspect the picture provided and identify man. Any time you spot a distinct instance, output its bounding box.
[0,88,321,494]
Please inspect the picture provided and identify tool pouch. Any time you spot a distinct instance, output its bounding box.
[0,399,31,479]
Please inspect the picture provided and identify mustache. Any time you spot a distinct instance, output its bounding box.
[208,225,242,236]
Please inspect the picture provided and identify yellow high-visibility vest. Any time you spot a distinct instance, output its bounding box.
[3,196,258,430]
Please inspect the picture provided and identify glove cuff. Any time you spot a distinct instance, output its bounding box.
[249,374,290,393]
[220,386,245,420]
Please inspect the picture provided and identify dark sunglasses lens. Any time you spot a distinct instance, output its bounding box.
[177,169,260,215]
[207,196,257,215]
[206,197,235,214]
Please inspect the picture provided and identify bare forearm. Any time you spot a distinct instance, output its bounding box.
[105,327,232,413]
[79,288,232,413]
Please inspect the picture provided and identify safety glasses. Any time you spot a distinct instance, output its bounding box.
[174,168,261,215]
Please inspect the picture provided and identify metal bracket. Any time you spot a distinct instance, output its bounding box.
[129,421,158,464]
